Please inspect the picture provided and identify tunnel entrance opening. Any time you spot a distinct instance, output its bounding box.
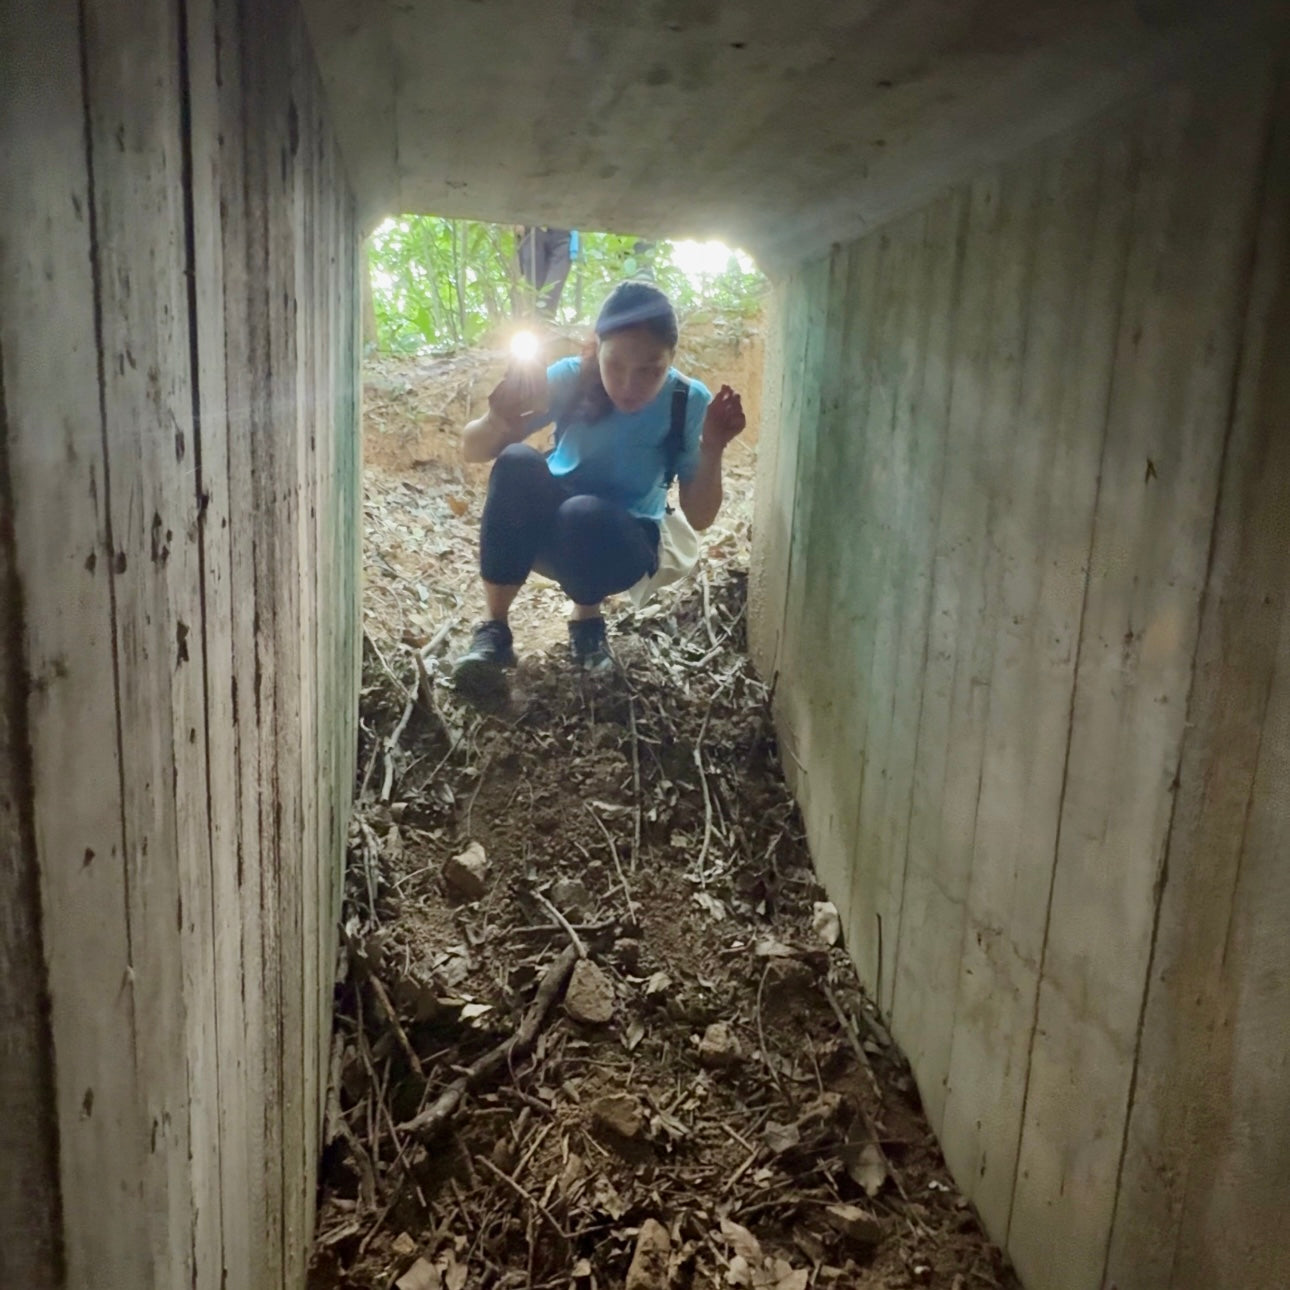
[356,215,769,655]
[308,218,1018,1289]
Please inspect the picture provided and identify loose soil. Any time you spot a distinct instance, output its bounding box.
[308,336,1019,1290]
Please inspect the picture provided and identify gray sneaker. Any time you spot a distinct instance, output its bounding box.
[452,620,516,694]
[569,617,615,673]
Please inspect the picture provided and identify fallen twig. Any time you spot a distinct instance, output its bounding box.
[756,962,790,1103]
[820,978,914,1206]
[380,694,417,802]
[722,1142,762,1196]
[476,1154,571,1242]
[820,979,882,1107]
[588,805,639,922]
[368,972,424,1078]
[465,749,492,836]
[419,615,459,660]
[324,1030,345,1147]
[534,891,587,959]
[700,565,720,649]
[398,943,580,1139]
[694,743,714,889]
[355,816,382,922]
[628,696,642,872]
[365,628,409,701]
[693,685,727,890]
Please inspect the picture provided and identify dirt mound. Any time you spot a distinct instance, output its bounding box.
[363,316,765,475]
[310,563,1019,1290]
[314,329,1017,1289]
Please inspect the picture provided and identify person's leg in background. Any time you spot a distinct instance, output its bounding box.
[542,495,659,669]
[629,238,657,282]
[516,226,546,317]
[453,444,568,690]
[536,229,572,318]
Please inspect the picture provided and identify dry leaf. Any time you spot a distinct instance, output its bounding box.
[825,1203,884,1247]
[395,1259,441,1290]
[720,1221,809,1290]
[593,1175,627,1219]
[811,901,841,945]
[719,1218,763,1263]
[441,1250,467,1290]
[849,1141,888,1197]
[693,892,727,920]
[762,1120,801,1155]
[772,1269,810,1290]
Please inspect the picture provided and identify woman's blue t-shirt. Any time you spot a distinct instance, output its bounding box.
[531,356,711,522]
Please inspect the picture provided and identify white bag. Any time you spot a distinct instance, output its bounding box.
[626,508,700,608]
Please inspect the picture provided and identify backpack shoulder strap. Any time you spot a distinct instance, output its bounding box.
[662,377,691,490]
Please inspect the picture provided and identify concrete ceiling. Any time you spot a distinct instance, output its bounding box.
[301,0,1272,268]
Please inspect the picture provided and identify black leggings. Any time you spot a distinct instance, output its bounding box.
[479,445,660,606]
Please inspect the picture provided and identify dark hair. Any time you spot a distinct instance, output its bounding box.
[570,282,679,423]
[595,281,679,346]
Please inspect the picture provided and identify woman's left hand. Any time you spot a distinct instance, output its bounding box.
[701,384,747,452]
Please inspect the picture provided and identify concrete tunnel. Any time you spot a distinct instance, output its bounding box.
[2,1,1289,1287]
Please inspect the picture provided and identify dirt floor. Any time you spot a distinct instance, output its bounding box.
[309,333,1020,1290]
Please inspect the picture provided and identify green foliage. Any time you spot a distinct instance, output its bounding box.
[367,216,767,355]
[368,218,516,355]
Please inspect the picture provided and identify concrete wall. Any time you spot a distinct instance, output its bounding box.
[0,0,360,1285]
[303,0,1282,260]
[751,54,1290,1290]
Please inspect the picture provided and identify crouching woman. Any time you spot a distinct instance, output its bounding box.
[452,281,746,690]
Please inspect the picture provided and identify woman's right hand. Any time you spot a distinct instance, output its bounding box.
[487,366,547,430]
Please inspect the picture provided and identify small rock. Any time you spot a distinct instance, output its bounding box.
[395,1258,441,1290]
[340,1046,369,1102]
[843,1140,888,1197]
[797,1091,848,1129]
[826,1203,885,1248]
[490,1134,518,1172]
[753,936,796,958]
[559,1151,585,1200]
[550,877,592,916]
[762,957,816,1010]
[625,1218,672,1290]
[812,900,841,945]
[613,937,642,973]
[792,1230,827,1265]
[698,1021,742,1069]
[763,1120,801,1154]
[391,1231,417,1258]
[565,959,615,1024]
[590,1093,644,1139]
[391,964,445,1023]
[442,842,488,900]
